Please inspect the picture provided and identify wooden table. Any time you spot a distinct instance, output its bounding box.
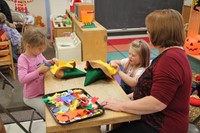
[45,62,140,133]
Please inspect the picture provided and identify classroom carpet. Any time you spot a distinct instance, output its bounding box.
[107,37,158,62]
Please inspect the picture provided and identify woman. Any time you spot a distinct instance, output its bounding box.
[101,9,192,133]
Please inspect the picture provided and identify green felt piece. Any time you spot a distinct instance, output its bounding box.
[42,97,49,103]
[63,68,86,79]
[84,67,107,86]
[84,104,93,110]
[82,23,96,29]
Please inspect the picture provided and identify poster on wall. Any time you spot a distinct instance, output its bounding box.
[8,0,33,13]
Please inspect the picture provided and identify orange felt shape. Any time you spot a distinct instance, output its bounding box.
[56,114,69,122]
[76,109,87,116]
[64,110,79,120]
[184,35,200,55]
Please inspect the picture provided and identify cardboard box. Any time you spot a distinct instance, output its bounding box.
[74,3,94,22]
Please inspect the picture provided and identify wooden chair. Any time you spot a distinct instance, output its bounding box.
[0,40,16,80]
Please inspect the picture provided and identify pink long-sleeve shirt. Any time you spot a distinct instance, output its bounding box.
[18,53,50,98]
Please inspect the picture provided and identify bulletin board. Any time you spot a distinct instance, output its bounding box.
[95,0,184,30]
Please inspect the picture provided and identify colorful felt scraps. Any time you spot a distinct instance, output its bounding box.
[43,88,104,125]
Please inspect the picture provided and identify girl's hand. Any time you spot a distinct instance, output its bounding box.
[109,61,117,68]
[115,65,120,72]
[55,69,64,78]
[50,58,59,66]
[101,98,124,112]
[37,64,50,74]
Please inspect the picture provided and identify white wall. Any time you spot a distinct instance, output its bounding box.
[184,0,192,6]
[49,0,69,16]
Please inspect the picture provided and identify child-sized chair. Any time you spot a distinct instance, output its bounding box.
[0,72,45,133]
[0,40,16,80]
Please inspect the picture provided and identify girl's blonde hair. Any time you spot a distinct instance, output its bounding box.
[130,39,150,67]
[22,27,49,52]
[0,13,16,29]
[145,9,185,47]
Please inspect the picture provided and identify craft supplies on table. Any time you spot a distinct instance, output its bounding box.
[42,88,104,125]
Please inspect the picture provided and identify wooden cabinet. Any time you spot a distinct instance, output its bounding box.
[182,5,200,35]
[66,10,107,62]
[182,5,191,24]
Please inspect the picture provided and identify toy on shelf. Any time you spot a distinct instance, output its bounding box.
[74,3,95,28]
[184,35,200,55]
[34,16,45,27]
[74,3,94,22]
[193,0,200,11]
[184,1,200,55]
[81,10,94,25]
[53,15,71,28]
[70,0,82,12]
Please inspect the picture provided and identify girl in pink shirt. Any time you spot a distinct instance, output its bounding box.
[18,28,58,118]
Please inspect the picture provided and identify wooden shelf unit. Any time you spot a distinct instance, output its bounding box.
[51,15,73,41]
[66,10,107,62]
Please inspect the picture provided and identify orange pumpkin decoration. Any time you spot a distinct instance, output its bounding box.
[184,35,200,55]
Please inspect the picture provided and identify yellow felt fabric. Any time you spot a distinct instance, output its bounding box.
[96,60,117,76]
[50,60,75,75]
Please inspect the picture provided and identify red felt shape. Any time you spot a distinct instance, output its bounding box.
[190,96,200,106]
[195,75,200,81]
[91,97,99,104]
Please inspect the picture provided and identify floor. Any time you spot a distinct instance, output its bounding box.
[4,120,107,133]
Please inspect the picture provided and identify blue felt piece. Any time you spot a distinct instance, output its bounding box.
[61,95,76,104]
[61,105,69,112]
[52,107,60,113]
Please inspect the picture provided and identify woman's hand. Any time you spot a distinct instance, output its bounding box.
[128,93,134,100]
[50,58,59,66]
[101,98,125,112]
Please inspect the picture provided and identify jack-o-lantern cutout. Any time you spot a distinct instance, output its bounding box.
[184,35,200,55]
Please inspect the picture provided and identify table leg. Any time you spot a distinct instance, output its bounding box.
[111,123,123,130]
